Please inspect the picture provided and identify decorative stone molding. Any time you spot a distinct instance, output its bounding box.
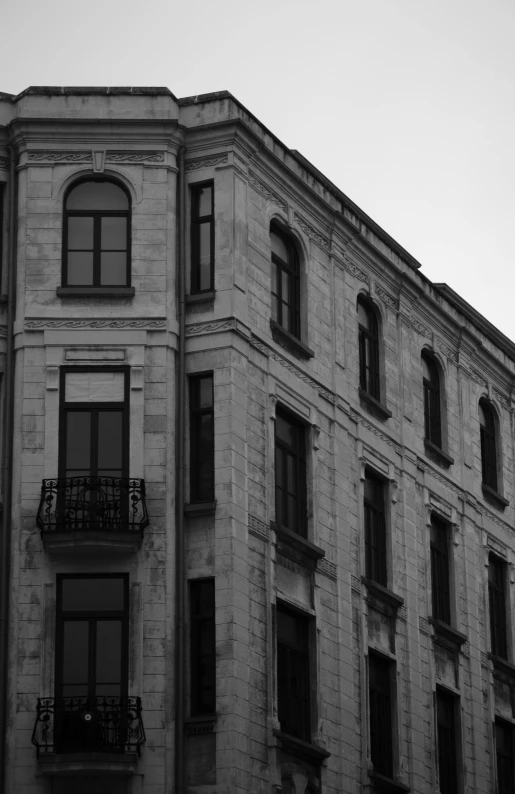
[249,515,270,541]
[130,367,144,390]
[487,534,508,557]
[106,151,164,164]
[437,340,458,362]
[469,368,488,389]
[294,211,331,252]
[248,171,287,211]
[185,154,228,172]
[0,326,7,337]
[375,285,397,311]
[0,157,9,170]
[186,319,235,336]
[343,255,369,284]
[317,558,337,581]
[45,366,59,391]
[351,575,361,593]
[410,316,432,340]
[419,617,429,635]
[28,151,92,163]
[27,150,165,164]
[25,318,166,330]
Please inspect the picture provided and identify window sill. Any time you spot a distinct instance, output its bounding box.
[186,291,215,305]
[429,618,467,647]
[358,390,392,421]
[273,523,325,562]
[185,714,217,736]
[38,752,139,775]
[57,287,135,298]
[489,654,515,678]
[423,439,454,468]
[270,320,314,360]
[362,578,404,610]
[184,501,216,517]
[481,484,509,511]
[273,730,330,764]
[368,772,410,793]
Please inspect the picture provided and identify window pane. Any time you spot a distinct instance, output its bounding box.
[357,301,370,329]
[100,252,127,285]
[67,252,93,285]
[66,412,91,471]
[67,181,128,211]
[62,621,89,685]
[281,303,290,330]
[276,415,294,447]
[198,377,213,409]
[199,222,211,271]
[65,372,125,403]
[61,577,125,612]
[198,186,212,217]
[68,217,94,250]
[96,621,122,686]
[271,231,289,263]
[422,356,431,381]
[101,217,127,250]
[97,411,123,471]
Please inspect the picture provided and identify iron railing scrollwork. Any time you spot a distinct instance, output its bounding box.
[32,696,146,756]
[36,477,149,535]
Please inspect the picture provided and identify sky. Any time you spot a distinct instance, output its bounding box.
[2,0,515,338]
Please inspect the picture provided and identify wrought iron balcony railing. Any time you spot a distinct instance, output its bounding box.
[36,477,149,536]
[32,696,146,756]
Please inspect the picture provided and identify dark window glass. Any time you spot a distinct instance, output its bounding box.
[190,374,214,502]
[64,179,130,287]
[270,224,300,338]
[436,689,458,794]
[479,399,498,491]
[275,408,306,537]
[369,653,393,777]
[489,555,508,659]
[422,353,442,447]
[0,183,5,285]
[191,183,214,294]
[430,517,451,625]
[277,606,311,741]
[190,579,216,716]
[496,720,515,794]
[358,297,380,400]
[364,471,387,586]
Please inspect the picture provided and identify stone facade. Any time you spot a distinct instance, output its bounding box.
[0,86,514,793]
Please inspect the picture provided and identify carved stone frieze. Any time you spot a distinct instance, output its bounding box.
[0,157,9,170]
[26,150,165,164]
[185,154,228,171]
[343,255,369,284]
[249,515,270,541]
[375,285,397,310]
[25,318,166,330]
[248,171,287,211]
[294,211,331,252]
[317,558,337,581]
[186,319,235,336]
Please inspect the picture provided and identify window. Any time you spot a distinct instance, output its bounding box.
[489,554,508,659]
[358,297,380,400]
[277,606,311,741]
[430,516,451,625]
[55,574,129,752]
[495,720,515,794]
[190,374,214,503]
[436,689,458,794]
[191,182,214,294]
[479,399,498,491]
[270,223,300,338]
[422,352,442,448]
[364,471,387,587]
[275,408,307,537]
[368,653,393,778]
[63,179,130,287]
[190,579,216,717]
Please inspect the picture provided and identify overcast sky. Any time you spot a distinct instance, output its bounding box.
[3,0,515,339]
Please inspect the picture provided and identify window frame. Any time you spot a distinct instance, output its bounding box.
[488,554,509,660]
[435,687,460,794]
[190,180,215,295]
[479,398,499,492]
[422,351,442,448]
[368,651,394,779]
[274,406,307,538]
[62,177,131,289]
[270,222,301,340]
[364,469,388,587]
[276,602,312,743]
[357,296,381,401]
[189,578,216,717]
[430,515,452,625]
[495,718,515,794]
[189,373,215,504]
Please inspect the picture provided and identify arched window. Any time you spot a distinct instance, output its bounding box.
[63,179,130,287]
[422,352,442,448]
[357,297,380,400]
[479,399,498,491]
[270,223,300,338]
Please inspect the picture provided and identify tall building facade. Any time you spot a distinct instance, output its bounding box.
[0,86,514,794]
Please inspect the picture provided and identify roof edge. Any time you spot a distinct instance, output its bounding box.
[12,86,178,101]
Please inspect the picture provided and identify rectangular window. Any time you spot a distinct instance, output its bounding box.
[190,374,214,503]
[275,408,307,537]
[368,652,393,778]
[436,689,458,794]
[190,579,216,717]
[496,719,515,794]
[191,182,214,294]
[277,605,311,741]
[364,471,387,586]
[489,555,508,659]
[55,574,129,752]
[0,182,4,288]
[430,516,451,625]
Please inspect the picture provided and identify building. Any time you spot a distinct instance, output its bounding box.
[0,85,514,794]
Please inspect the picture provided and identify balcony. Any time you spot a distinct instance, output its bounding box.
[32,696,145,776]
[37,476,149,554]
